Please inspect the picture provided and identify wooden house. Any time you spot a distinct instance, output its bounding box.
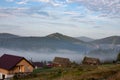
[53,57,71,67]
[0,54,34,79]
[32,62,44,69]
[82,56,100,65]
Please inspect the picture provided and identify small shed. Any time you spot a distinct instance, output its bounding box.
[32,62,44,69]
[82,56,100,65]
[53,57,71,67]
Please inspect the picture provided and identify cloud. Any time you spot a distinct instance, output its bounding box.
[39,11,50,16]
[0,7,50,18]
[50,0,68,6]
[5,0,120,17]
[0,7,28,18]
[93,26,102,28]
[32,0,50,2]
[15,0,68,7]
[0,48,85,62]
[5,0,14,2]
[68,0,120,17]
[0,0,120,39]
[64,11,79,16]
[0,13,11,18]
[0,24,21,29]
[16,0,50,5]
[5,0,119,18]
[16,0,28,4]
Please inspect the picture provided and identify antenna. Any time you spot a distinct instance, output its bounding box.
[111,38,117,49]
[1,38,5,54]
[85,45,87,57]
[30,57,33,63]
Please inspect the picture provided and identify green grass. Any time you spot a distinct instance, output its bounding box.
[11,64,120,80]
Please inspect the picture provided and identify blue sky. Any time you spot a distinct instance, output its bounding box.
[0,0,120,38]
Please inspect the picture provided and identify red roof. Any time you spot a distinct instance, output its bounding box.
[0,54,34,70]
[32,62,44,67]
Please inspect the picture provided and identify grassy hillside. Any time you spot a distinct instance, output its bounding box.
[92,36,120,44]
[0,33,91,52]
[12,64,120,80]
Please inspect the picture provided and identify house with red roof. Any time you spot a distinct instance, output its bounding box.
[0,54,34,79]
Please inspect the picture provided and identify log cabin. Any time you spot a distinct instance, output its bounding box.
[82,56,100,65]
[53,57,71,67]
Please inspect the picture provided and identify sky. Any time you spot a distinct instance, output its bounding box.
[0,0,120,39]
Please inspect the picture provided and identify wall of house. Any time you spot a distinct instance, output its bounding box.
[10,66,21,73]
[0,73,6,79]
[53,62,70,67]
[11,59,34,73]
[0,68,9,74]
[0,69,9,79]
[0,73,14,79]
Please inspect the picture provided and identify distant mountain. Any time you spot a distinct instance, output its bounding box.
[0,33,20,38]
[76,36,94,42]
[47,33,85,43]
[92,36,120,44]
[0,33,119,62]
[0,33,92,53]
[0,33,119,54]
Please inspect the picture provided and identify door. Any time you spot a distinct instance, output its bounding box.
[18,65,25,72]
[2,74,5,79]
[21,65,25,72]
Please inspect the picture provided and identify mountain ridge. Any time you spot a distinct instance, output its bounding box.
[0,33,20,38]
[46,33,85,43]
[76,36,94,42]
[92,36,120,44]
[0,33,90,53]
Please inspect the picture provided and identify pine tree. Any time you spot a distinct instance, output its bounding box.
[117,52,120,61]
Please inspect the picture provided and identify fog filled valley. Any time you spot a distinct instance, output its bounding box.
[0,33,120,63]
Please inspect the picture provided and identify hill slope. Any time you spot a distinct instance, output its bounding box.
[0,33,20,38]
[92,36,120,44]
[47,33,84,43]
[76,36,94,42]
[0,33,91,53]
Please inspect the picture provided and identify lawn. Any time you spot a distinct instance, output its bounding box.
[11,64,120,80]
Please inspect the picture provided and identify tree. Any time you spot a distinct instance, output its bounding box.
[117,52,120,61]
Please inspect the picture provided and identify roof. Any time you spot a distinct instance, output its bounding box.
[53,57,70,64]
[82,56,100,63]
[0,54,34,70]
[32,62,44,67]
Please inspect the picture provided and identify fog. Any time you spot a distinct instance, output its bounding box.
[0,48,119,63]
[0,48,85,63]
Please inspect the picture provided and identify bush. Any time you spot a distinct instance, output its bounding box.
[117,52,120,61]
